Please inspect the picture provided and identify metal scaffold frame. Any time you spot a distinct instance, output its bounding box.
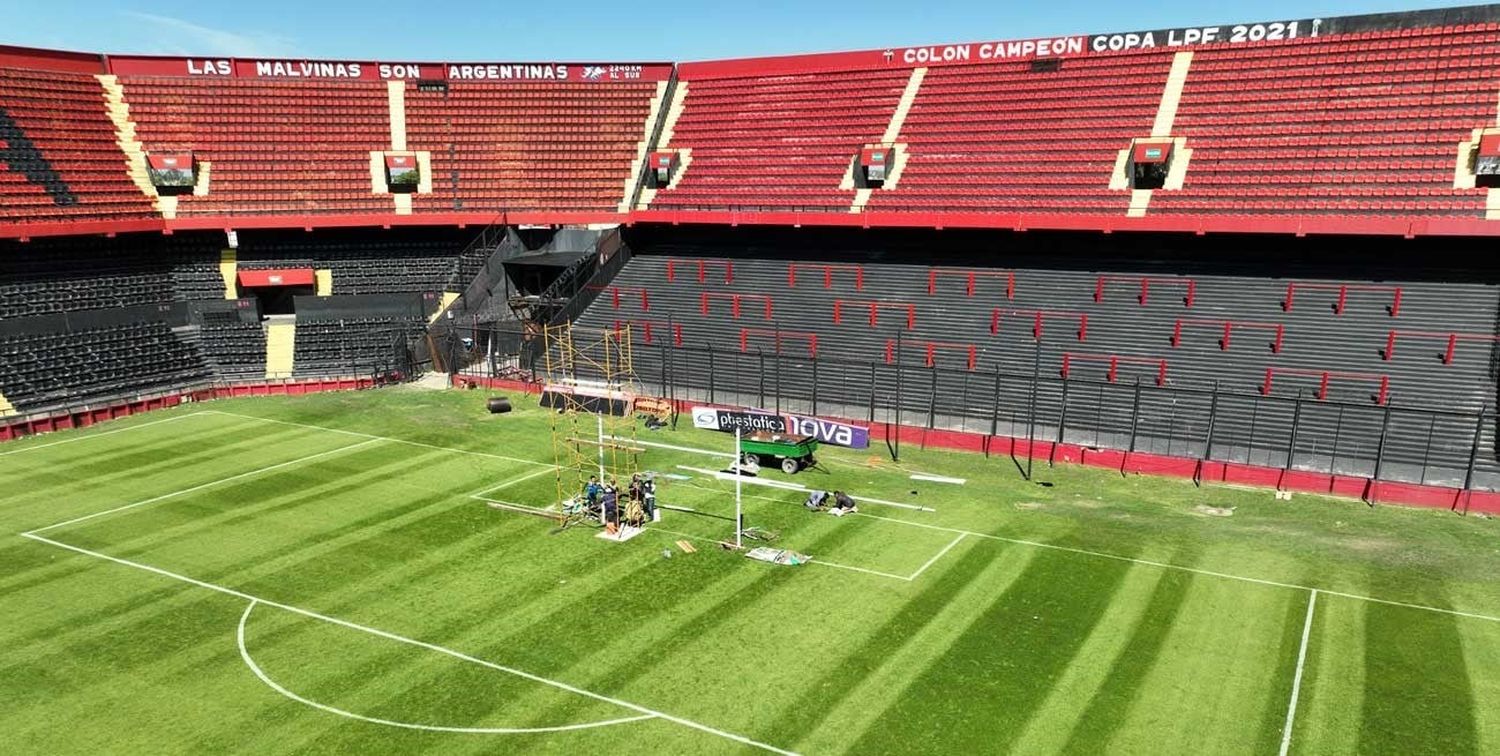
[542,322,642,513]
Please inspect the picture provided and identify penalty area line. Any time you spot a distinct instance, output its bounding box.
[23,532,798,755]
[644,525,913,583]
[854,512,1500,625]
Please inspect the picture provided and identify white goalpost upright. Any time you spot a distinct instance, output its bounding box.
[735,426,743,549]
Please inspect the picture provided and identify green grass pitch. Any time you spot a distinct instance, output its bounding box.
[2,387,1499,754]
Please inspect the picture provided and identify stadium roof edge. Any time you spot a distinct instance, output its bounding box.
[5,209,1500,243]
[1,3,1497,78]
[678,2,1500,78]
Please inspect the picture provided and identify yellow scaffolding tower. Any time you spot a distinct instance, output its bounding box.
[542,322,642,513]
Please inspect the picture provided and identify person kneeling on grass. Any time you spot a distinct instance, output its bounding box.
[830,490,858,517]
[804,490,829,511]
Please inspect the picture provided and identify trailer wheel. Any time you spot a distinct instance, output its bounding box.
[781,457,802,474]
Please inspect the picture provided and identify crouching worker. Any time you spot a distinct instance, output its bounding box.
[830,490,858,517]
[804,490,829,511]
[602,479,620,534]
[582,475,603,518]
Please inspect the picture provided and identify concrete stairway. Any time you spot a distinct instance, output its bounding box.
[264,318,297,378]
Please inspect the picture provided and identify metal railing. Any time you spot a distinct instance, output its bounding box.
[461,331,1500,500]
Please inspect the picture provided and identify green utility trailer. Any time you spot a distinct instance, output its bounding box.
[739,432,820,474]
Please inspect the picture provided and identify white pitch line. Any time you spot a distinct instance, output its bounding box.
[202,410,550,468]
[0,413,206,458]
[907,533,967,581]
[808,558,912,582]
[645,525,913,583]
[22,532,798,756]
[238,601,657,734]
[624,437,735,458]
[1279,590,1318,756]
[24,438,385,536]
[470,466,559,498]
[854,513,1500,625]
[483,500,562,519]
[661,447,933,512]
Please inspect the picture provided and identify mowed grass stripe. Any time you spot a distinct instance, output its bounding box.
[57,443,513,568]
[1293,593,1366,755]
[1457,619,1500,755]
[1017,567,1194,754]
[0,416,312,528]
[1358,598,1479,754]
[2,449,487,659]
[846,548,1133,754]
[0,412,208,461]
[482,518,902,744]
[778,540,1036,755]
[1102,579,1297,754]
[239,603,635,732]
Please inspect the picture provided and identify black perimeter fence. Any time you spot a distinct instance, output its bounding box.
[450,323,1499,506]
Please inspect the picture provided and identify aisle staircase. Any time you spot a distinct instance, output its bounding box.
[264,319,297,378]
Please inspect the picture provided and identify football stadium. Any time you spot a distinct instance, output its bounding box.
[4,3,1500,754]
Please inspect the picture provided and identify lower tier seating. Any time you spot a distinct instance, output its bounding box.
[293,316,425,375]
[197,319,266,377]
[0,322,209,411]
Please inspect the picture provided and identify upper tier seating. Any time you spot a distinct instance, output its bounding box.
[405,81,657,212]
[650,70,909,210]
[1149,23,1500,216]
[0,69,154,224]
[864,54,1174,213]
[119,78,392,216]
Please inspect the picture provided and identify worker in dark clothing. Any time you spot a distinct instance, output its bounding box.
[583,475,602,517]
[602,479,620,534]
[641,474,658,521]
[831,490,858,517]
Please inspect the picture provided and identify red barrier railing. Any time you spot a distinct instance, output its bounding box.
[990,307,1087,341]
[613,319,683,346]
[1283,281,1402,316]
[832,298,916,329]
[740,327,817,357]
[1172,318,1283,353]
[928,268,1015,299]
[666,257,734,284]
[1061,352,1167,385]
[1262,367,1389,404]
[1095,275,1196,307]
[1383,329,1500,364]
[885,339,977,370]
[700,291,772,319]
[788,262,863,291]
